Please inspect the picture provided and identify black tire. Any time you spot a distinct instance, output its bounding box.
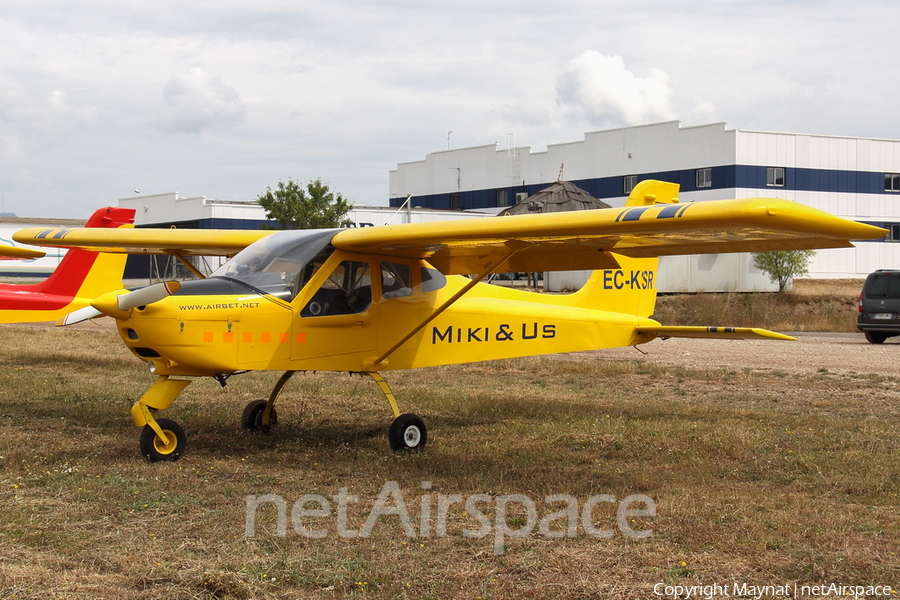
[865,331,888,344]
[241,399,278,432]
[139,418,186,462]
[388,413,427,452]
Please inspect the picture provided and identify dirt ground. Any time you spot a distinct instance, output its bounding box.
[562,331,899,377]
[572,278,876,377]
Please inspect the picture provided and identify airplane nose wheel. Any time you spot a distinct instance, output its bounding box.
[389,413,427,452]
[241,399,278,432]
[139,418,186,462]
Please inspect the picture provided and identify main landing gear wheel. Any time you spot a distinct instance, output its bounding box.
[389,413,427,452]
[139,418,186,462]
[241,399,278,432]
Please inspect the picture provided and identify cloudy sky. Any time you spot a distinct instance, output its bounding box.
[1,0,898,218]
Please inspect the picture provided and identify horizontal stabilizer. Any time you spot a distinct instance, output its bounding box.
[636,325,796,341]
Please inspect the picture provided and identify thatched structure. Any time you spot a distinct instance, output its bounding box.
[501,181,611,215]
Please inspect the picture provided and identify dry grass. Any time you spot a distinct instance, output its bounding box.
[654,291,859,332]
[0,319,898,599]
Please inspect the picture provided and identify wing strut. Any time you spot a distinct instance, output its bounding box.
[167,251,207,279]
[362,241,529,371]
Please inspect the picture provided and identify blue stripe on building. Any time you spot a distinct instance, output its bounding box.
[390,165,896,210]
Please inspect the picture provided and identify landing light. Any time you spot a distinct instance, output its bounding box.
[148,361,157,375]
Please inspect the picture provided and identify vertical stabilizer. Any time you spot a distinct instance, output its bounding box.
[567,255,659,317]
[623,179,680,207]
[565,180,680,317]
[30,207,135,300]
[0,207,136,323]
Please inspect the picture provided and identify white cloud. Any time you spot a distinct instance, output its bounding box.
[0,135,26,166]
[48,90,97,122]
[685,96,719,126]
[555,51,675,128]
[161,67,246,134]
[1,1,900,217]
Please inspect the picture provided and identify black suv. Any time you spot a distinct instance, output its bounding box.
[858,270,900,343]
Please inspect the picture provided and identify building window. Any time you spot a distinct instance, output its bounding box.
[449,193,461,210]
[886,173,900,192]
[496,189,509,207]
[766,167,785,187]
[696,168,712,188]
[889,224,900,241]
[623,175,637,194]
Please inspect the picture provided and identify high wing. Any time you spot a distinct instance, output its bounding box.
[11,228,271,258]
[13,182,886,274]
[331,196,886,274]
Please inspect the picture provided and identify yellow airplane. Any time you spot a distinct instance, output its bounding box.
[13,181,886,461]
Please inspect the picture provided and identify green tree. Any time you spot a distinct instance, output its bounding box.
[752,249,816,293]
[256,178,353,229]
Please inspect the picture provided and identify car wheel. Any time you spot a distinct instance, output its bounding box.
[865,331,888,344]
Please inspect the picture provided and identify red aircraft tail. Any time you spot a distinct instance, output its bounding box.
[0,207,135,322]
[27,207,135,298]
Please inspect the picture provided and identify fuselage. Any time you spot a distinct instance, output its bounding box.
[114,230,660,377]
[0,287,92,323]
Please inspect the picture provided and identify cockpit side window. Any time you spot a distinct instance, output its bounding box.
[210,229,338,301]
[294,245,338,298]
[380,262,413,299]
[301,260,372,317]
[421,266,447,293]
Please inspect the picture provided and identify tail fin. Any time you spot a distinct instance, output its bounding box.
[566,180,679,317]
[29,207,135,299]
[567,255,659,317]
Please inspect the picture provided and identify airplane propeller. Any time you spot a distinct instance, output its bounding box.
[57,305,104,327]
[115,280,182,311]
[56,281,181,326]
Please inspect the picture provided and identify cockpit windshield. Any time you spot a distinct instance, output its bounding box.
[209,229,338,300]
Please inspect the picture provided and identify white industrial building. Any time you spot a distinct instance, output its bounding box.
[390,121,900,290]
[116,121,900,290]
[10,120,892,290]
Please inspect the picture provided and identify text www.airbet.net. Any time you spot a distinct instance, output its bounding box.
[244,481,655,555]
